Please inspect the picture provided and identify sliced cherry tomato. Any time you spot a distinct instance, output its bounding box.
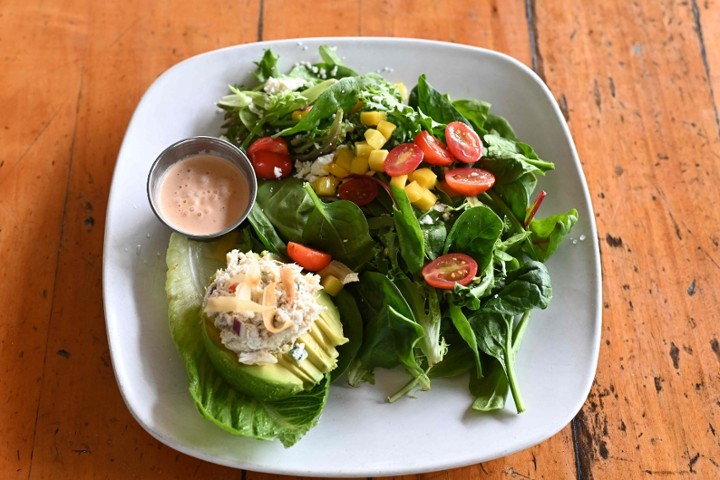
[338,176,379,206]
[445,121,483,164]
[384,143,424,176]
[414,131,454,166]
[444,167,495,196]
[422,253,478,289]
[287,241,332,271]
[247,136,289,157]
[250,150,292,180]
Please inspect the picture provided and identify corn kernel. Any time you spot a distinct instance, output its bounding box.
[414,188,438,212]
[350,155,369,175]
[377,120,397,140]
[354,141,373,159]
[404,181,424,203]
[368,149,389,172]
[408,168,437,190]
[328,163,350,179]
[334,146,353,170]
[312,176,340,196]
[360,111,387,126]
[364,128,387,150]
[321,274,344,296]
[389,174,408,190]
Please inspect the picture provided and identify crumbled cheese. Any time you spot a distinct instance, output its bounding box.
[263,76,306,95]
[273,166,283,179]
[419,214,435,225]
[289,343,308,362]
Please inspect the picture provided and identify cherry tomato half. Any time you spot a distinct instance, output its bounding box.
[338,176,379,206]
[445,121,483,164]
[422,253,478,289]
[444,167,496,196]
[287,242,332,272]
[250,150,292,180]
[248,136,289,157]
[384,143,424,176]
[414,131,454,166]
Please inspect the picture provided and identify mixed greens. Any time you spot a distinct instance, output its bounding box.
[165,45,578,447]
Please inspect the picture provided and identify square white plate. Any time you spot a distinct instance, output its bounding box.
[103,37,601,477]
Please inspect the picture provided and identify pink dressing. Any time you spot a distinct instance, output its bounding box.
[157,154,250,236]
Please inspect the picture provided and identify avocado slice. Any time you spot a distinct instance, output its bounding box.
[201,291,348,401]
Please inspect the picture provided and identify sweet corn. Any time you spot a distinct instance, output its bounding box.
[364,128,387,150]
[408,168,437,190]
[404,181,424,203]
[354,141,373,159]
[321,274,344,296]
[389,174,408,190]
[350,155,369,175]
[360,111,387,126]
[334,146,353,170]
[312,175,340,196]
[368,149,389,172]
[377,120,397,140]
[327,163,350,179]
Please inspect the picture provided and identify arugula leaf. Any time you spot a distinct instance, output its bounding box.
[393,270,446,368]
[253,49,281,84]
[278,77,363,137]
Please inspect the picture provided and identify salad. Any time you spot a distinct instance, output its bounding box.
[165,45,578,447]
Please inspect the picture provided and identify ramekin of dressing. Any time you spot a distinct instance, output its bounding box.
[147,136,257,240]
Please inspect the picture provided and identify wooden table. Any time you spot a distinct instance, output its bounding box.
[2,1,719,478]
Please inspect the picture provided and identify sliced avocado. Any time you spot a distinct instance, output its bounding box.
[201,291,348,401]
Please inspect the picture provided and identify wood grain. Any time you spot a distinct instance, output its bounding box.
[1,0,719,479]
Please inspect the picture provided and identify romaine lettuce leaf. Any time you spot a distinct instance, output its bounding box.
[165,233,330,447]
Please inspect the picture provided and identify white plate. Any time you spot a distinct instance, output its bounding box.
[103,37,601,477]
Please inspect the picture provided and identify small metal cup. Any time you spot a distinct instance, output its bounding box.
[147,136,257,240]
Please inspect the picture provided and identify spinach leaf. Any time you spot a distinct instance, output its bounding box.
[491,172,537,222]
[255,178,315,243]
[391,186,425,273]
[330,289,364,382]
[481,260,552,316]
[478,134,554,184]
[409,74,468,134]
[444,205,503,272]
[302,183,376,270]
[448,301,483,377]
[469,354,509,412]
[247,205,286,256]
[483,113,518,140]
[452,98,491,133]
[348,272,427,389]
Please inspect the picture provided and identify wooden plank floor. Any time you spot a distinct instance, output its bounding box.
[1,0,718,478]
